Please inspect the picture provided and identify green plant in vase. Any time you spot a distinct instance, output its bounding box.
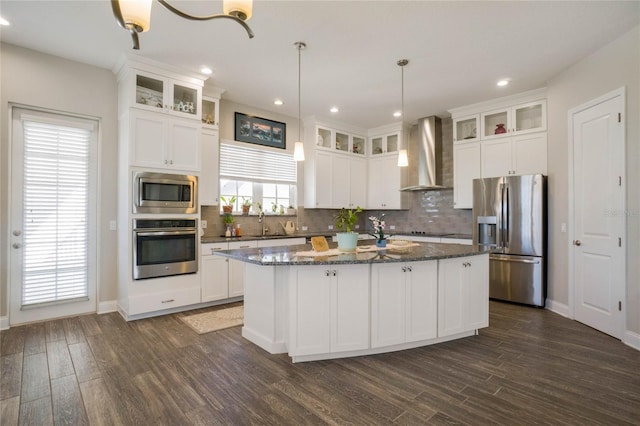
[241,197,252,215]
[222,213,235,237]
[334,206,362,252]
[220,195,236,213]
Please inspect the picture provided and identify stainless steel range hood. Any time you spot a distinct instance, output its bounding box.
[400,116,450,191]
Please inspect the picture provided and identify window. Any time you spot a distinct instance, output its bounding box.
[219,142,297,213]
[17,110,98,307]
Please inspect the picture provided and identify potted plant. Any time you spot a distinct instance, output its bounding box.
[220,196,236,213]
[334,206,362,252]
[368,213,387,248]
[241,197,252,215]
[222,213,235,237]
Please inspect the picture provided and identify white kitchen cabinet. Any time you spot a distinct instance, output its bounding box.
[124,68,203,121]
[257,238,306,248]
[453,142,481,209]
[199,128,219,205]
[228,240,258,297]
[289,264,370,356]
[367,155,409,210]
[371,261,438,348]
[481,132,547,178]
[307,152,367,209]
[453,114,479,143]
[481,100,546,140]
[129,109,201,172]
[348,156,368,208]
[370,132,399,156]
[438,255,489,337]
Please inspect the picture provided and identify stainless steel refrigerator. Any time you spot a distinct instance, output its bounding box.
[472,174,547,307]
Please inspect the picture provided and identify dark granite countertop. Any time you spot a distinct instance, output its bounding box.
[201,232,471,244]
[212,240,489,266]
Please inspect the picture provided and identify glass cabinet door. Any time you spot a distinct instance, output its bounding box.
[513,100,546,134]
[352,136,365,155]
[453,115,479,142]
[317,127,332,149]
[202,97,218,126]
[335,131,349,153]
[386,134,398,153]
[135,74,165,110]
[482,109,510,138]
[172,83,198,117]
[371,137,383,155]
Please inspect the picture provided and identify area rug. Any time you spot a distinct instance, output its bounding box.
[180,305,244,334]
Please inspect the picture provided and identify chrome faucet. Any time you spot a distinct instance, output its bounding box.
[258,209,268,236]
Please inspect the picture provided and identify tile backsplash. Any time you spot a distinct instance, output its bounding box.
[202,117,472,238]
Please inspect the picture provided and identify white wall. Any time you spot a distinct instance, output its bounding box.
[0,43,119,319]
[546,26,639,333]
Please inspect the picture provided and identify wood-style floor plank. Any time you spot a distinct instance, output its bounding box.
[1,301,639,425]
[0,396,20,425]
[20,352,49,403]
[50,375,88,426]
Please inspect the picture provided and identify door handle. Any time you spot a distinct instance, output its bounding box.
[573,240,582,246]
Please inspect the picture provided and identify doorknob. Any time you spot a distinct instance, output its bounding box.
[573,240,582,246]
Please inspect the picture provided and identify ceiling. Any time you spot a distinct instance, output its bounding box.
[1,1,638,129]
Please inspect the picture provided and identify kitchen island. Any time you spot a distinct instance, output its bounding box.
[214,240,489,362]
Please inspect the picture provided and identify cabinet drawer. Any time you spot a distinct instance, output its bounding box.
[257,238,306,248]
[202,242,228,255]
[228,240,258,250]
[129,287,200,315]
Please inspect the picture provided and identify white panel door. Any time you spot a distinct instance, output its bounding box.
[131,111,166,168]
[168,119,201,171]
[512,132,547,175]
[349,157,368,209]
[453,142,481,209]
[438,258,465,337]
[405,261,438,342]
[571,90,625,339]
[331,265,370,352]
[481,139,511,178]
[464,255,489,330]
[371,263,406,347]
[289,268,332,356]
[201,256,229,301]
[314,151,333,208]
[332,155,350,208]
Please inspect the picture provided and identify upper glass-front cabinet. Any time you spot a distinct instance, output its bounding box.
[370,132,399,156]
[315,126,365,155]
[201,96,219,128]
[453,114,479,143]
[132,69,202,120]
[481,100,546,139]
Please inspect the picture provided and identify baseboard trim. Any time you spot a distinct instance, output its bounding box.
[0,316,9,330]
[624,330,640,351]
[545,299,570,318]
[98,300,118,314]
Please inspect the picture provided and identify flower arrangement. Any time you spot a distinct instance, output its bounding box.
[369,214,386,243]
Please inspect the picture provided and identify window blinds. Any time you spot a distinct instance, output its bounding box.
[220,142,297,183]
[21,119,91,306]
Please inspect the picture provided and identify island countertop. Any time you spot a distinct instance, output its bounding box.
[213,240,488,266]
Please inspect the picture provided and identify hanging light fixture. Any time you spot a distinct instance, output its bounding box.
[397,59,409,167]
[293,41,306,162]
[111,0,254,50]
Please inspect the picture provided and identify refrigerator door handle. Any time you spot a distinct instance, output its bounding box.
[490,255,540,265]
[504,184,509,248]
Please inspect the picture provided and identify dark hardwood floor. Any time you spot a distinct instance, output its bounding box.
[1,301,639,425]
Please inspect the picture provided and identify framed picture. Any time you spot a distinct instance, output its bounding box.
[234,112,286,149]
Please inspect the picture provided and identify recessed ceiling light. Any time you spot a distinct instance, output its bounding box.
[274,99,284,106]
[393,111,402,118]
[497,79,510,87]
[330,107,339,113]
[200,67,212,75]
[0,16,10,26]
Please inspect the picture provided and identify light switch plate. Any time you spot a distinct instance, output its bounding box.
[302,226,308,231]
[201,220,208,229]
[389,225,396,230]
[561,223,567,233]
[109,220,117,231]
[328,225,334,230]
[355,224,360,229]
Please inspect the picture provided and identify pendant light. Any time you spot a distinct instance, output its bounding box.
[397,59,409,167]
[112,0,254,50]
[293,42,306,162]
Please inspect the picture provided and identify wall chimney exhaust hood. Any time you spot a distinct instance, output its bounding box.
[400,116,450,191]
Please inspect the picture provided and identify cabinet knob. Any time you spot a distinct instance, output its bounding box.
[407,266,412,272]
[401,266,406,272]
[325,270,331,276]
[332,270,337,276]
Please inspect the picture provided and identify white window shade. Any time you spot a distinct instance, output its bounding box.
[21,119,92,306]
[220,142,296,183]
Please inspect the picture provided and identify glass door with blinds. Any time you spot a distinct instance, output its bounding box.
[9,107,98,325]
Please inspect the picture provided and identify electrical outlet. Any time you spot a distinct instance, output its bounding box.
[109,220,117,231]
[355,224,360,229]
[302,226,308,231]
[328,225,334,230]
[201,220,208,229]
[561,223,567,233]
[389,225,396,230]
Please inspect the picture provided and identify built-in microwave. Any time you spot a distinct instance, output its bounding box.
[133,171,197,214]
